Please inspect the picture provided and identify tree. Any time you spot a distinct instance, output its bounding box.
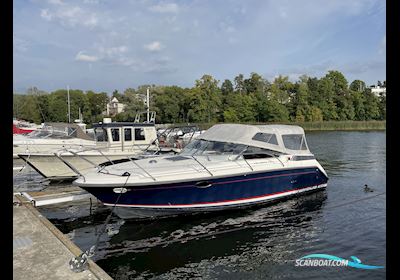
[349,80,366,92]
[363,89,380,120]
[317,77,338,120]
[269,75,293,105]
[87,91,109,123]
[243,72,265,94]
[351,91,366,120]
[221,79,234,96]
[325,70,348,94]
[223,93,255,122]
[293,81,310,122]
[234,74,245,94]
[193,74,222,122]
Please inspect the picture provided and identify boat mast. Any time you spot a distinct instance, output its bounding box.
[67,85,71,123]
[146,87,150,123]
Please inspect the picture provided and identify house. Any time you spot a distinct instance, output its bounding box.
[106,97,126,116]
[370,85,386,97]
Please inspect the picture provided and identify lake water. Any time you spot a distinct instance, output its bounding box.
[16,131,386,279]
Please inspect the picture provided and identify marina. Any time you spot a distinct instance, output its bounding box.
[13,130,386,279]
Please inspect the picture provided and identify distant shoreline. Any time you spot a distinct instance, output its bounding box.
[159,120,386,131]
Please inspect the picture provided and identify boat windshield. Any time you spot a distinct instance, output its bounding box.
[26,130,73,139]
[180,139,247,156]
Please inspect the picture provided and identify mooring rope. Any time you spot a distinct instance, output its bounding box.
[69,172,131,273]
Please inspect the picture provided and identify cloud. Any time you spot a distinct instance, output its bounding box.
[149,3,179,13]
[144,41,164,52]
[75,51,99,62]
[83,0,99,4]
[13,35,29,52]
[40,9,53,20]
[39,4,98,28]
[47,0,64,5]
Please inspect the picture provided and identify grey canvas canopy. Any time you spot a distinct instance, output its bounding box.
[43,123,94,140]
[197,124,312,155]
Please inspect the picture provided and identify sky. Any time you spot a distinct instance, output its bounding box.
[13,0,386,94]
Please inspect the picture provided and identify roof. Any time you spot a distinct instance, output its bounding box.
[92,122,155,128]
[197,124,310,154]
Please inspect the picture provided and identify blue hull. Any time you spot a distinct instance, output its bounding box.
[81,167,328,219]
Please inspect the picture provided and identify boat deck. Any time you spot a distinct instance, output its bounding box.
[13,194,112,280]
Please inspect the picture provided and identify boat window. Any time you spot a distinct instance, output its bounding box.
[252,133,278,145]
[243,146,275,159]
[180,139,246,156]
[282,134,308,150]
[135,128,146,141]
[111,128,120,142]
[124,128,132,141]
[95,128,108,142]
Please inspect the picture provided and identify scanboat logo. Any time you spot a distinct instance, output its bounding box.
[295,254,384,270]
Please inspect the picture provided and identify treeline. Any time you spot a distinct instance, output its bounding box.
[13,70,386,124]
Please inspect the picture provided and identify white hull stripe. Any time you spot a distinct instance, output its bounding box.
[104,184,327,209]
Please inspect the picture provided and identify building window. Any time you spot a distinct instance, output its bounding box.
[124,128,132,141]
[134,128,146,141]
[111,128,120,142]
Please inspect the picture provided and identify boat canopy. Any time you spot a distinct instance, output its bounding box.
[31,123,94,140]
[197,124,311,155]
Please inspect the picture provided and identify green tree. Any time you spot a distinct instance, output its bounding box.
[349,80,366,92]
[363,89,380,120]
[86,91,109,123]
[192,74,222,122]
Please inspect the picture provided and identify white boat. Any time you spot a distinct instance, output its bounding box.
[73,124,329,219]
[13,122,96,156]
[17,118,169,181]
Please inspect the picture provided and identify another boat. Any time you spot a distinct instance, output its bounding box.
[13,119,42,135]
[73,124,329,219]
[17,117,178,181]
[13,122,96,168]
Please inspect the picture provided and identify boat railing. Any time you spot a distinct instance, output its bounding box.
[191,155,214,176]
[157,125,201,150]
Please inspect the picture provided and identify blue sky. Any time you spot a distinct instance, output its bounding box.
[13,0,386,93]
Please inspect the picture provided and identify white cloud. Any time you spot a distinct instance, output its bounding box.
[39,4,99,28]
[149,3,179,13]
[75,51,99,62]
[144,41,164,52]
[40,9,53,20]
[48,0,64,5]
[98,45,128,56]
[13,35,29,52]
[83,0,99,4]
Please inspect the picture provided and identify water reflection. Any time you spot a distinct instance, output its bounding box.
[87,191,327,279]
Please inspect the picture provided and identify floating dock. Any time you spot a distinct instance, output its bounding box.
[13,194,113,280]
[17,186,94,207]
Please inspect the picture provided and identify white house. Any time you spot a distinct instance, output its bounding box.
[106,97,126,116]
[370,85,386,97]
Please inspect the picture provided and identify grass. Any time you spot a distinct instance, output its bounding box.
[188,120,386,131]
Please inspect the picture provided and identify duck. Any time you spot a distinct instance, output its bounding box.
[364,184,374,192]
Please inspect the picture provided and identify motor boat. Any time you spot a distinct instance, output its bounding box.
[13,122,96,168]
[13,119,42,134]
[17,117,179,181]
[73,124,328,219]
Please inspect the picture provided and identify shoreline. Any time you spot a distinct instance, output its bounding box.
[159,120,386,131]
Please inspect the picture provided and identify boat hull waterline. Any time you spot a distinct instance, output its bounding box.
[79,167,328,219]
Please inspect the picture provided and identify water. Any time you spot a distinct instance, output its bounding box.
[16,131,386,279]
